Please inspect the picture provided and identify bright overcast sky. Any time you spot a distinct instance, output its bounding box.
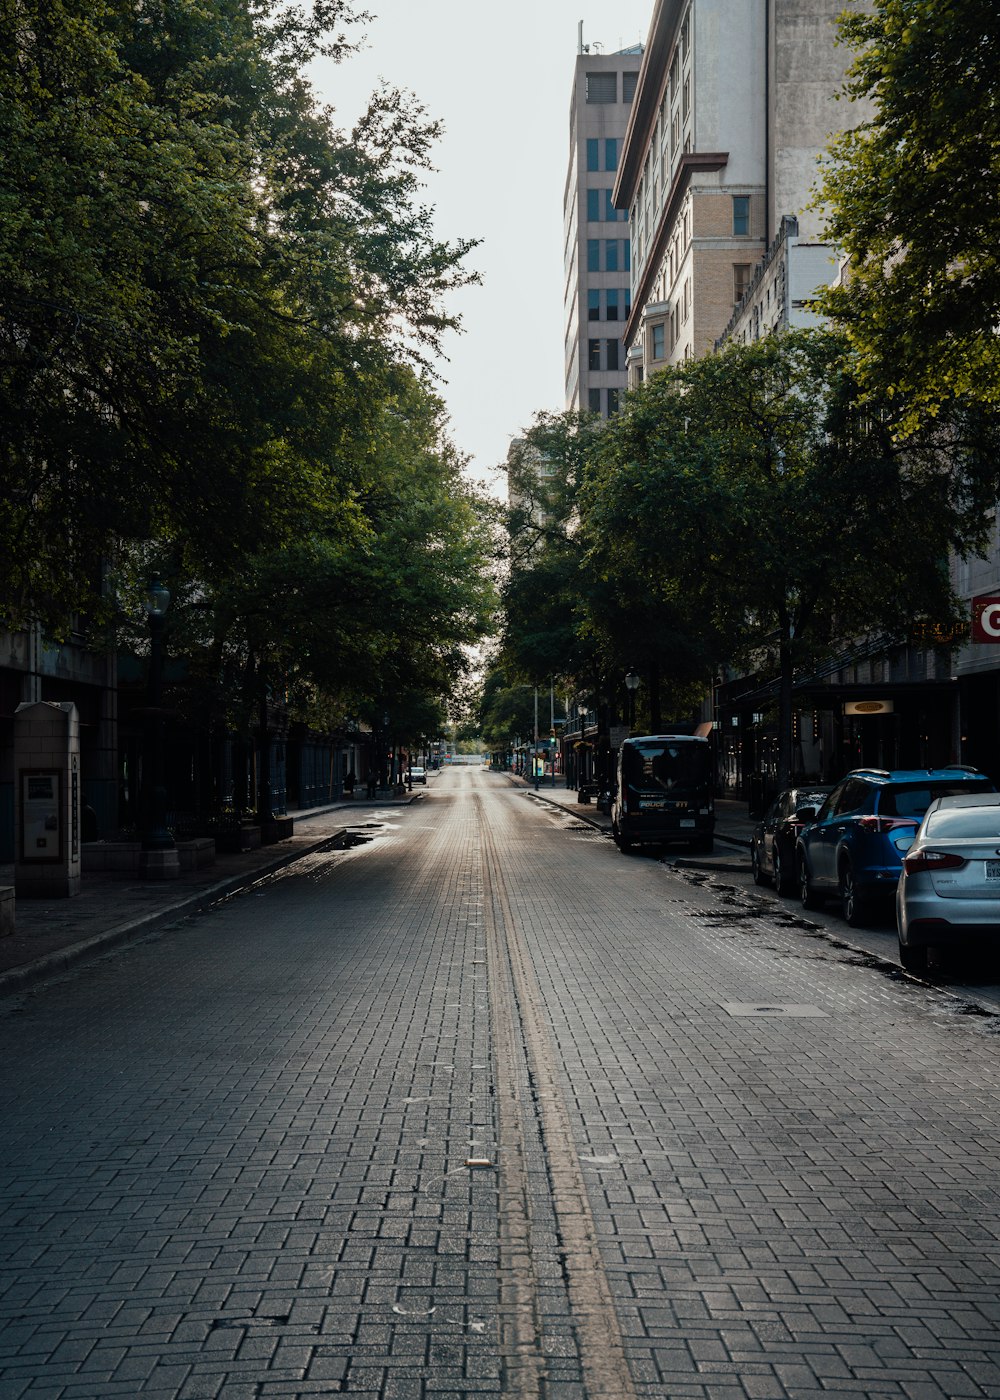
[309,1,654,494]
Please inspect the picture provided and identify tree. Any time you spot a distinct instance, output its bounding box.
[814,0,1000,429]
[0,0,478,630]
[581,331,1000,785]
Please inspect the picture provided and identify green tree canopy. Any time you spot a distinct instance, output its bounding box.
[815,0,1000,428]
[0,0,478,629]
[582,332,1000,783]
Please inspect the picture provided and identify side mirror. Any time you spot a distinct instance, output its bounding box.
[795,805,819,822]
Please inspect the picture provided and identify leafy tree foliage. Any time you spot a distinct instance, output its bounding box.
[815,0,1000,428]
[582,332,1000,783]
[0,0,478,630]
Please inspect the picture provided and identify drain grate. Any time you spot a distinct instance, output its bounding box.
[722,1002,828,1017]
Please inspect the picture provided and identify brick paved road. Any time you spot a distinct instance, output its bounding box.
[1,768,999,1398]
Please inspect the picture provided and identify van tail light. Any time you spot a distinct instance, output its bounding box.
[856,816,919,835]
[903,849,967,875]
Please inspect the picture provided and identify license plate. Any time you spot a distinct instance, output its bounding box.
[680,819,696,828]
[986,861,1000,881]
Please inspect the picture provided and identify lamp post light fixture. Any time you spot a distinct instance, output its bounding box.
[625,670,641,730]
[139,579,180,879]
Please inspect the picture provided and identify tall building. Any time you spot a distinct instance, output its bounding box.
[563,33,643,418]
[613,0,864,384]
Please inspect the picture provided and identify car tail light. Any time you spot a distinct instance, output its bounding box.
[857,816,919,835]
[903,849,967,875]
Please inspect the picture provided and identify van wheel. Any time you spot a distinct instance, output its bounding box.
[773,847,791,895]
[616,831,633,853]
[751,843,766,884]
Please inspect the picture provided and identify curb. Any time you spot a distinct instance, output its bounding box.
[0,826,351,999]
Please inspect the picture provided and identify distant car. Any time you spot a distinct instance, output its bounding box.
[409,766,427,784]
[750,784,833,894]
[896,792,1000,973]
[796,766,995,926]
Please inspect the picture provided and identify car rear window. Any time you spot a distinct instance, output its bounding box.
[880,782,989,819]
[924,807,1000,839]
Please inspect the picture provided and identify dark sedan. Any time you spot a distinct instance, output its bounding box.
[751,784,833,895]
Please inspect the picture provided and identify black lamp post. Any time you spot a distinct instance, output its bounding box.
[139,580,179,879]
[625,669,640,730]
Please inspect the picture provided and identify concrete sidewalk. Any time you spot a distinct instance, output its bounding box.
[513,774,755,872]
[0,795,421,995]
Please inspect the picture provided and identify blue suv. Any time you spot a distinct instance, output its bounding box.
[795,767,995,926]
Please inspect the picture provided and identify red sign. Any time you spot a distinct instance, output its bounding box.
[972,595,1000,643]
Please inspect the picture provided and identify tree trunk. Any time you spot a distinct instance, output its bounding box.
[777,635,794,790]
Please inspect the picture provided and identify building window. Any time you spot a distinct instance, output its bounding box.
[588,289,600,321]
[734,263,751,304]
[605,338,620,371]
[588,339,601,371]
[733,195,751,236]
[607,388,620,415]
[586,71,617,103]
[605,138,618,172]
[605,239,619,272]
[651,323,665,360]
[682,76,690,120]
[589,387,602,413]
[604,190,618,222]
[622,71,638,103]
[586,139,599,172]
[670,51,679,101]
[606,289,620,321]
[623,239,631,272]
[587,189,600,222]
[681,10,690,56]
[587,239,600,272]
[683,277,691,321]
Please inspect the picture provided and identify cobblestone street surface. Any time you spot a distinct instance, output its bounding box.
[2,767,1000,1398]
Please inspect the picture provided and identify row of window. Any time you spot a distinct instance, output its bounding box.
[586,188,628,224]
[587,288,632,322]
[586,238,630,274]
[587,338,622,372]
[585,71,639,105]
[586,138,619,173]
[588,387,621,417]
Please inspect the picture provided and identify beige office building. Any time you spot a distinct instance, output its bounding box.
[613,0,865,383]
[563,38,643,417]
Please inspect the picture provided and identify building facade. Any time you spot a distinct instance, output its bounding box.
[563,38,643,418]
[614,0,863,384]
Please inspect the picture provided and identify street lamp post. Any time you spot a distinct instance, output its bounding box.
[578,704,589,791]
[139,580,180,880]
[625,669,641,731]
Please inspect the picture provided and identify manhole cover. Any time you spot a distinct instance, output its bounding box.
[722,1002,828,1017]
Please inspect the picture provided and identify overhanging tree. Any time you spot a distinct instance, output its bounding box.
[814,0,1000,430]
[581,331,1000,786]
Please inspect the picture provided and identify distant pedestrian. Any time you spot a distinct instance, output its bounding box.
[366,772,377,799]
[344,770,355,797]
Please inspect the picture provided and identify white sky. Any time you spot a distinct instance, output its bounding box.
[309,1,654,494]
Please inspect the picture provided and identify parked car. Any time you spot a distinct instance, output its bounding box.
[409,766,427,784]
[896,792,1000,972]
[795,766,995,926]
[750,784,833,894]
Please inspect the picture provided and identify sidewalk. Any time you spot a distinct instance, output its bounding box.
[513,774,755,872]
[0,794,421,995]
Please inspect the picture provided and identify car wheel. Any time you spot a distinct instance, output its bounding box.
[839,861,871,927]
[751,842,766,884]
[772,846,791,896]
[799,857,823,910]
[898,939,929,975]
